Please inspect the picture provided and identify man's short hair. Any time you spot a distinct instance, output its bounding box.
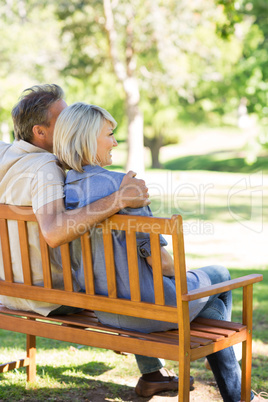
[12,84,64,142]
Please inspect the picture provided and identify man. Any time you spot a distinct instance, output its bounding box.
[0,84,184,397]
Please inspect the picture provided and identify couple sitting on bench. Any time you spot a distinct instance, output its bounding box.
[0,84,256,401]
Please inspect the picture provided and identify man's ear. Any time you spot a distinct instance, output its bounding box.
[32,125,45,138]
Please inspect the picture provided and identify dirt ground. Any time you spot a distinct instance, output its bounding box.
[79,378,223,401]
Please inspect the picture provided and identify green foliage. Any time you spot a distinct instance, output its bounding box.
[0,0,64,135]
[0,0,267,159]
[215,0,244,38]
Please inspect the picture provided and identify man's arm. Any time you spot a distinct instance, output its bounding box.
[36,171,150,248]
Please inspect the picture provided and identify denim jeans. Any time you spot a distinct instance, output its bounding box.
[50,266,254,401]
[124,265,254,402]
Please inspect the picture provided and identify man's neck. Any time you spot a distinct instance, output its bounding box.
[30,138,52,153]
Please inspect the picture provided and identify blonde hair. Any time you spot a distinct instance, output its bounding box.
[54,102,117,172]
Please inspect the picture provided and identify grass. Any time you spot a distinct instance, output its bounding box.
[163,152,268,173]
[0,343,142,401]
[1,130,268,400]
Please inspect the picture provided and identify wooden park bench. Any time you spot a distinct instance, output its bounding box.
[0,204,263,401]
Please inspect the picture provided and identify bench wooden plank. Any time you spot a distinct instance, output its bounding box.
[0,358,30,372]
[190,322,236,337]
[102,230,117,298]
[150,233,165,305]
[182,274,263,301]
[0,204,37,222]
[18,221,32,286]
[80,234,95,295]
[194,317,246,332]
[0,219,13,282]
[190,329,225,342]
[0,282,179,322]
[39,228,52,288]
[190,335,214,346]
[60,243,73,292]
[97,214,177,236]
[126,232,141,302]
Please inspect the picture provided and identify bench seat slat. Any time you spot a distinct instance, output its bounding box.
[190,336,214,346]
[190,322,236,337]
[190,330,225,342]
[193,317,246,332]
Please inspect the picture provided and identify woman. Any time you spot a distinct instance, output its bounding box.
[54,102,254,401]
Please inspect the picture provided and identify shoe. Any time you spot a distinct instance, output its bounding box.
[135,368,194,397]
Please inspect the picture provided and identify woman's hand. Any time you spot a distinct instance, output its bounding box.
[119,171,151,209]
[146,248,175,277]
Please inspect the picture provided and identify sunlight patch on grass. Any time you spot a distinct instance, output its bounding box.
[253,340,268,357]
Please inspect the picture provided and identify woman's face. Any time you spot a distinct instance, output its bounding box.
[96,119,118,167]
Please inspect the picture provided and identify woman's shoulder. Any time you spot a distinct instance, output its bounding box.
[65,166,126,207]
[65,165,125,186]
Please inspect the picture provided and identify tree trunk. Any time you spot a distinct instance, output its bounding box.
[103,0,144,176]
[124,78,144,176]
[144,136,163,169]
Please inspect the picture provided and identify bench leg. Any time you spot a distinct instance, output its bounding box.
[241,338,252,402]
[178,352,191,402]
[241,285,253,402]
[26,333,36,382]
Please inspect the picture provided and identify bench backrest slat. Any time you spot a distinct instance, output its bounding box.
[81,233,95,295]
[102,230,117,298]
[125,231,141,302]
[38,228,52,288]
[150,233,165,305]
[17,221,32,286]
[60,243,74,292]
[171,215,190,335]
[0,219,13,282]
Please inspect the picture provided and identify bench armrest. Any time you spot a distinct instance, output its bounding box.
[181,274,263,302]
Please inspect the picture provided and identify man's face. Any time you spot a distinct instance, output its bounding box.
[45,99,67,152]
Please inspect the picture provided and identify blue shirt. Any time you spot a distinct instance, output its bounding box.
[64,165,180,305]
[65,165,212,331]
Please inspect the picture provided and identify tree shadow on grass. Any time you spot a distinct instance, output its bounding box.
[0,360,177,401]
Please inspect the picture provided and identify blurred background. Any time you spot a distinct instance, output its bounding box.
[0,0,267,267]
[0,0,267,397]
[0,0,267,172]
